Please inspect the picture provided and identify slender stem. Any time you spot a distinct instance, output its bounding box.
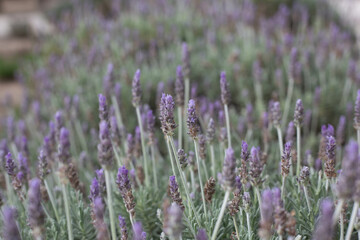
[254,80,265,115]
[281,176,286,200]
[193,139,208,219]
[358,231,360,240]
[233,216,240,240]
[255,187,262,211]
[211,191,230,240]
[74,121,88,152]
[44,179,60,222]
[281,76,294,129]
[190,168,195,193]
[136,106,149,186]
[184,78,190,151]
[325,178,329,193]
[224,104,232,148]
[316,171,322,195]
[340,214,344,240]
[105,169,117,240]
[166,137,201,227]
[150,145,158,188]
[276,126,284,157]
[178,107,183,149]
[61,184,73,240]
[296,126,301,176]
[345,202,359,240]
[210,144,216,177]
[246,211,252,240]
[333,199,345,225]
[201,159,209,180]
[303,186,311,213]
[357,130,360,153]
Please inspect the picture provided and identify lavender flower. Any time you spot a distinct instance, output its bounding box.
[336,141,359,199]
[220,71,230,105]
[187,99,199,139]
[206,118,215,144]
[355,89,360,129]
[164,203,183,239]
[96,169,106,195]
[18,153,29,180]
[133,222,146,240]
[54,111,64,142]
[259,189,274,240]
[27,178,45,238]
[103,62,114,98]
[5,152,16,177]
[270,101,281,127]
[241,141,250,161]
[249,147,263,186]
[146,110,155,145]
[169,176,184,209]
[159,93,177,136]
[298,166,310,185]
[0,139,9,167]
[281,142,292,177]
[196,229,208,240]
[98,121,114,168]
[37,150,49,181]
[198,134,207,160]
[116,166,131,196]
[285,121,295,143]
[324,136,336,178]
[93,197,109,240]
[119,215,128,240]
[58,127,71,164]
[2,207,21,240]
[294,99,304,127]
[99,94,110,124]
[89,178,100,202]
[221,148,236,191]
[182,43,190,78]
[132,69,142,107]
[175,66,185,106]
[336,116,346,146]
[312,199,334,240]
[7,116,15,142]
[177,149,188,169]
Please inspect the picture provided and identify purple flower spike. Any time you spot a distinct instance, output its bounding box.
[182,43,190,77]
[187,99,199,139]
[294,99,304,127]
[116,166,131,196]
[259,189,274,240]
[249,147,263,186]
[3,207,21,240]
[147,110,156,145]
[27,178,45,237]
[132,69,142,107]
[312,199,334,240]
[159,93,177,136]
[270,101,281,127]
[324,136,336,178]
[89,177,100,202]
[221,148,236,191]
[133,222,146,240]
[5,152,16,177]
[220,71,230,105]
[336,141,359,200]
[7,116,15,142]
[164,203,183,239]
[98,94,108,121]
[58,127,71,164]
[241,141,249,161]
[0,139,9,166]
[54,111,64,141]
[336,116,346,146]
[98,121,114,168]
[196,229,208,240]
[175,65,185,106]
[285,121,295,143]
[281,141,292,177]
[354,90,360,129]
[206,118,215,144]
[103,62,114,98]
[118,215,128,240]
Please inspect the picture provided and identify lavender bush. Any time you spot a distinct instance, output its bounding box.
[1,0,360,239]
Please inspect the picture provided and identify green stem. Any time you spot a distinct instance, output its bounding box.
[201,159,209,180]
[281,76,294,129]
[210,144,216,177]
[136,106,149,186]
[303,186,311,213]
[178,107,183,149]
[74,121,88,152]
[193,140,208,219]
[44,179,60,222]
[233,216,240,240]
[150,145,158,188]
[281,176,285,200]
[345,202,359,240]
[105,169,117,240]
[224,104,232,148]
[211,191,230,240]
[296,126,301,176]
[166,137,201,227]
[61,184,73,240]
[276,126,284,158]
[246,211,252,240]
[255,187,262,212]
[184,78,190,151]
[340,214,344,240]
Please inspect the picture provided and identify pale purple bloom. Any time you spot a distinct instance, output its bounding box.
[119,215,128,239]
[116,166,131,196]
[175,65,184,106]
[3,207,21,240]
[147,110,156,144]
[196,229,208,240]
[220,71,230,105]
[354,90,360,129]
[270,101,281,127]
[132,69,142,107]
[27,178,45,233]
[294,99,304,127]
[249,147,263,186]
[221,148,236,191]
[89,177,100,202]
[133,222,146,240]
[5,152,16,177]
[159,93,177,135]
[98,94,108,121]
[164,203,183,239]
[187,99,199,139]
[98,121,114,168]
[312,199,334,240]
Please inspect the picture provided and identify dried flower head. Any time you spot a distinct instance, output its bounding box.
[98,121,114,168]
[324,136,336,178]
[177,149,188,169]
[169,176,184,210]
[147,110,156,145]
[249,147,263,187]
[187,99,200,139]
[204,177,216,203]
[5,152,16,177]
[270,101,281,127]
